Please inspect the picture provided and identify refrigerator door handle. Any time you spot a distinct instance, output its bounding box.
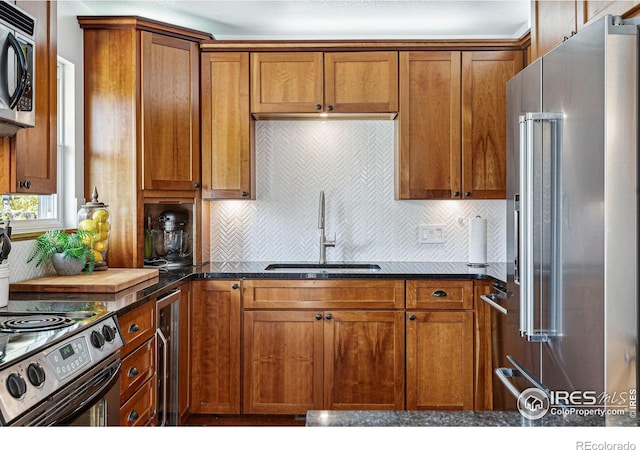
[513,194,520,285]
[518,115,531,337]
[519,112,563,342]
[495,367,526,399]
[480,294,507,315]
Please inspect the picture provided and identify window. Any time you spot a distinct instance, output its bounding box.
[1,57,76,233]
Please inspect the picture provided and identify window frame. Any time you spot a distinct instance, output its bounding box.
[8,56,75,236]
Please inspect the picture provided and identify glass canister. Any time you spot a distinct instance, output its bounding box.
[77,186,110,270]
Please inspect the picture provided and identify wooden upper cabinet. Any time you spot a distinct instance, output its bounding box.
[141,32,200,191]
[250,51,398,114]
[531,1,640,60]
[251,52,324,113]
[201,52,254,199]
[324,51,398,113]
[397,49,521,200]
[1,1,57,194]
[531,0,577,60]
[79,17,211,268]
[461,50,522,199]
[397,51,461,199]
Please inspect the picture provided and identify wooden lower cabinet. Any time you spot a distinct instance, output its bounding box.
[243,310,324,414]
[405,279,475,411]
[187,277,492,418]
[120,376,157,426]
[190,280,241,414]
[242,309,404,414]
[406,311,473,410]
[117,301,157,426]
[324,310,404,410]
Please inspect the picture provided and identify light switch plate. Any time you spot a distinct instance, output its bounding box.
[418,225,446,244]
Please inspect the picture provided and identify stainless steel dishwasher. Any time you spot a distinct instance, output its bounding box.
[156,288,180,426]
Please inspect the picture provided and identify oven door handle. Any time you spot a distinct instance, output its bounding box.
[57,361,121,425]
[156,328,169,427]
[50,357,121,426]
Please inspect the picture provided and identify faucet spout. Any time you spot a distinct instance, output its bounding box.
[317,190,335,264]
[318,190,325,230]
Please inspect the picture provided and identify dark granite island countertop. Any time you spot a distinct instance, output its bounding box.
[305,410,639,427]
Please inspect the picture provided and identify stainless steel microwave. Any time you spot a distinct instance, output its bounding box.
[0,1,35,137]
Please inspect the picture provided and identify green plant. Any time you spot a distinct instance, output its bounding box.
[27,230,96,274]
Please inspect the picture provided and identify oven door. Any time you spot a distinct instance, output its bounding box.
[10,351,121,426]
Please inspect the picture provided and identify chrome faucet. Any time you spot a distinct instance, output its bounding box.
[318,190,335,264]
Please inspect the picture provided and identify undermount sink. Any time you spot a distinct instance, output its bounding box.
[264,263,382,272]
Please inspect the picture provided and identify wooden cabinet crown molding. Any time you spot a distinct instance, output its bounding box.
[201,34,531,52]
[77,15,213,41]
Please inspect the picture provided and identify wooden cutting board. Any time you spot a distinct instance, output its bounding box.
[10,268,160,293]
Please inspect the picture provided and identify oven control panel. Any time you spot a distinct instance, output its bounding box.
[0,315,123,425]
[45,336,92,381]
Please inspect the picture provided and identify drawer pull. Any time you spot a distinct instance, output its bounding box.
[128,323,140,333]
[128,410,139,423]
[128,367,139,377]
[409,314,416,321]
[432,290,448,297]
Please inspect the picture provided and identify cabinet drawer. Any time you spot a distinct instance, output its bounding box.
[120,376,157,426]
[118,301,156,357]
[120,336,155,402]
[406,280,473,310]
[243,279,405,309]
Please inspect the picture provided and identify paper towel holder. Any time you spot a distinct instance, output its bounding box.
[467,215,489,268]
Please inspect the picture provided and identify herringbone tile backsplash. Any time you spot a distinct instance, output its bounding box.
[210,120,506,263]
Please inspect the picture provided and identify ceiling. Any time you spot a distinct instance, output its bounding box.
[78,0,531,40]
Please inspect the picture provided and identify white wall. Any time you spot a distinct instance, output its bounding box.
[210,120,507,263]
[58,0,91,206]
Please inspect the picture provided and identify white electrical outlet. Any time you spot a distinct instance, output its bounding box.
[418,225,446,244]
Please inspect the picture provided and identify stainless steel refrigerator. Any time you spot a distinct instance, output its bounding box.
[495,15,638,416]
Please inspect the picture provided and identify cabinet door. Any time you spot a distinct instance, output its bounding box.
[11,1,57,194]
[462,51,523,199]
[532,0,577,59]
[406,311,473,410]
[324,51,398,113]
[201,52,254,199]
[324,310,404,410]
[190,280,241,414]
[251,52,324,113]
[397,51,461,199]
[243,310,324,414]
[142,32,200,191]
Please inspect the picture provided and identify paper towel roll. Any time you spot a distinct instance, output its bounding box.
[468,216,487,265]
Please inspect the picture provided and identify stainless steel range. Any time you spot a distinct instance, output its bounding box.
[0,303,123,426]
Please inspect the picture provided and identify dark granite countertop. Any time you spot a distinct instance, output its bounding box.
[305,410,639,427]
[197,261,506,282]
[6,261,506,316]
